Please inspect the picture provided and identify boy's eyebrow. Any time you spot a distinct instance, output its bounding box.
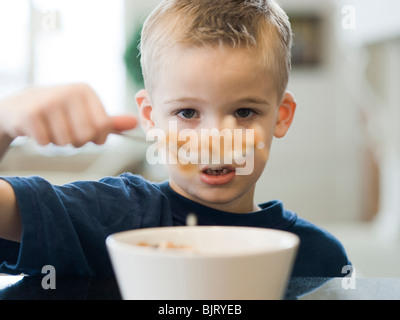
[163,97,270,106]
[163,97,207,105]
[233,97,270,106]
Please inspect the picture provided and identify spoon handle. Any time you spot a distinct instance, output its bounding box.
[111,132,149,143]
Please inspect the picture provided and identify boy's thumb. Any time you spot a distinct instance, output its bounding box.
[111,115,138,132]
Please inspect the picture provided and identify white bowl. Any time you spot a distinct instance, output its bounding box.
[106,226,299,300]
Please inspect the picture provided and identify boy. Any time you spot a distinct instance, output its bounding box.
[0,0,350,277]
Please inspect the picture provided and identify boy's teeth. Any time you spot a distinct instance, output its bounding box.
[204,168,231,176]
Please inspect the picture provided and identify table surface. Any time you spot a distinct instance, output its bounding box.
[1,275,399,300]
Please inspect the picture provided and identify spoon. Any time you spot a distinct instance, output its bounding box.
[111,131,150,143]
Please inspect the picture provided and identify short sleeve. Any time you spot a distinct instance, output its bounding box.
[0,175,148,276]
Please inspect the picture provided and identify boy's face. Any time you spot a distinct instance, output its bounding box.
[137,45,296,213]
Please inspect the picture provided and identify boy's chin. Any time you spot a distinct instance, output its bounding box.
[195,190,237,205]
[188,184,251,207]
[169,168,259,209]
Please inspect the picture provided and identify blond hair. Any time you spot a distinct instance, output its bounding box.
[140,0,292,100]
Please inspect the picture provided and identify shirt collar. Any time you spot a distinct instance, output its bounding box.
[158,181,297,230]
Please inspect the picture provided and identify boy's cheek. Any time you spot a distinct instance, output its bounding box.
[149,112,169,130]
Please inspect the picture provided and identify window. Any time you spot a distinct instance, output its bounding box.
[0,1,30,98]
[0,0,126,115]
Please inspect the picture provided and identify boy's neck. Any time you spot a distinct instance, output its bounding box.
[169,180,261,214]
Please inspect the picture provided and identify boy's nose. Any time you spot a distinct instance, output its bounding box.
[202,115,236,131]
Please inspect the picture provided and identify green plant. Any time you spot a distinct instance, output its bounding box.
[124,24,144,88]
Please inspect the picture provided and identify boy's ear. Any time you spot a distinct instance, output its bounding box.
[135,89,155,132]
[274,92,297,139]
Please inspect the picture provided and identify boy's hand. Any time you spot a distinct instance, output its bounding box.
[0,83,138,243]
[0,83,137,148]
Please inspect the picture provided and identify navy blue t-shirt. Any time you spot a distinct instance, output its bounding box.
[0,173,350,277]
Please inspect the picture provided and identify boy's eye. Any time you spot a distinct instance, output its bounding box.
[235,108,255,119]
[177,109,198,119]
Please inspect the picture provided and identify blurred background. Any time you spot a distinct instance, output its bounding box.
[0,0,399,277]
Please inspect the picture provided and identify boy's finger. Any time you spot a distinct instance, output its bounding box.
[111,115,138,132]
[27,113,51,146]
[66,98,95,147]
[45,106,73,146]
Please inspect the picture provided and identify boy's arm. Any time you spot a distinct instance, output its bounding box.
[0,179,21,242]
[0,83,137,243]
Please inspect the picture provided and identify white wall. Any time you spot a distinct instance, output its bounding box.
[255,0,364,223]
[339,0,400,46]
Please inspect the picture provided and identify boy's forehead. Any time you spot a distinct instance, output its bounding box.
[150,44,279,103]
[152,47,276,106]
[157,43,270,82]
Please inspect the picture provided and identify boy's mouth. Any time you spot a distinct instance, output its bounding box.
[202,168,233,176]
[200,165,236,185]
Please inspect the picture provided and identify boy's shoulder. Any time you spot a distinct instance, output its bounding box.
[290,216,339,242]
[288,216,350,277]
[96,172,170,205]
[90,173,167,197]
